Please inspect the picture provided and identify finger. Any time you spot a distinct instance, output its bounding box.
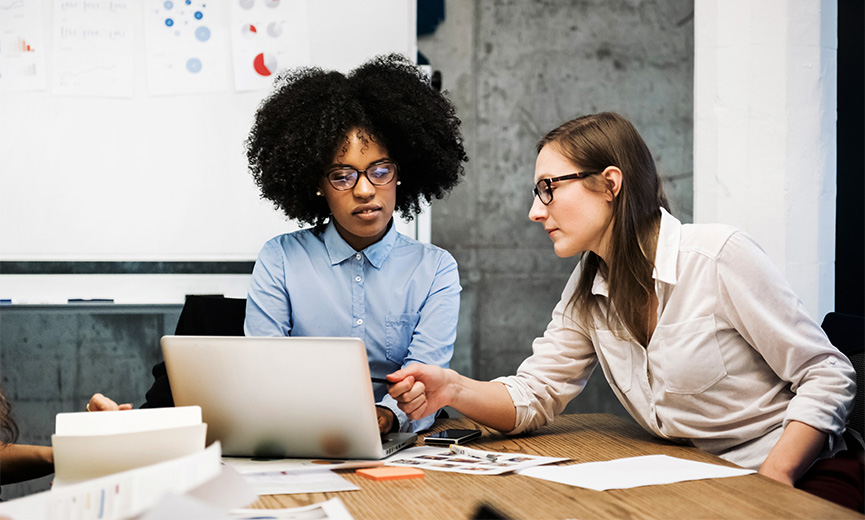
[386,365,421,383]
[398,380,426,404]
[388,375,415,399]
[88,393,119,411]
[402,394,428,417]
[118,403,133,410]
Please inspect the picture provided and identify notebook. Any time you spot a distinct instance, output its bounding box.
[161,335,417,459]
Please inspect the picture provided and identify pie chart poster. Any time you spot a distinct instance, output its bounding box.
[230,0,309,92]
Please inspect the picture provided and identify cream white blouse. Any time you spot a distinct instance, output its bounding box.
[496,209,856,470]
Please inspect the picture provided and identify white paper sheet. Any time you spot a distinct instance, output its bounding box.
[223,456,382,475]
[0,0,48,92]
[139,492,235,520]
[55,406,202,435]
[230,497,354,520]
[0,442,223,520]
[228,0,310,91]
[188,464,258,510]
[52,0,134,97]
[140,465,257,520]
[52,406,207,485]
[517,454,755,491]
[241,470,360,496]
[144,0,230,95]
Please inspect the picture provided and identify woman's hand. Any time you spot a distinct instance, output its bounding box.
[376,407,396,434]
[388,365,518,432]
[86,393,132,412]
[387,365,454,421]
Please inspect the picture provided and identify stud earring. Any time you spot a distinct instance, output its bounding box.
[316,190,322,196]
[396,181,401,186]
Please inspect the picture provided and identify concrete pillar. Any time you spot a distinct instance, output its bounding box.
[694,0,837,321]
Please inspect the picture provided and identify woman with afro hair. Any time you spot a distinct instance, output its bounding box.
[86,55,466,434]
[242,53,468,434]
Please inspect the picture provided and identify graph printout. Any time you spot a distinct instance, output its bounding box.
[145,0,230,96]
[229,0,310,91]
[0,0,47,92]
[52,0,134,97]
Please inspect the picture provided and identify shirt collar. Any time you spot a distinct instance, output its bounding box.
[590,207,681,297]
[323,219,396,269]
[653,207,680,285]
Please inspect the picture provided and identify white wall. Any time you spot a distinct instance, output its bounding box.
[694,0,837,321]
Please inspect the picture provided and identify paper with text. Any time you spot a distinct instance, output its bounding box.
[0,442,223,520]
[385,446,567,475]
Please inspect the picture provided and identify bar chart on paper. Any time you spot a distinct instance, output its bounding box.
[0,0,47,91]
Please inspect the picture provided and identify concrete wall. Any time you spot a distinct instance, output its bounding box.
[0,305,182,499]
[423,0,694,412]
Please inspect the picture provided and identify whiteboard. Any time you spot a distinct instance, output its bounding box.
[0,0,419,264]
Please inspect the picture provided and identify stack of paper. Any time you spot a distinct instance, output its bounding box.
[0,406,261,520]
[51,406,207,485]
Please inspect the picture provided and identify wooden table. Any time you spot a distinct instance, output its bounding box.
[249,414,863,519]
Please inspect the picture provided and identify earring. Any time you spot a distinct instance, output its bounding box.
[316,190,322,196]
[396,181,401,186]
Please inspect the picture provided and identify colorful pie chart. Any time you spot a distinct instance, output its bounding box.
[253,52,277,76]
[242,23,257,39]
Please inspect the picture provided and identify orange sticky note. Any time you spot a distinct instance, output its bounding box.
[356,467,425,481]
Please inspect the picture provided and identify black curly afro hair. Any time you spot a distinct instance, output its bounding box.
[246,53,468,229]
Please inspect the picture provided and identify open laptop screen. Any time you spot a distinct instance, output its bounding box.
[161,335,414,459]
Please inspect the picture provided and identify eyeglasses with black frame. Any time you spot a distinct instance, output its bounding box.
[532,171,601,205]
[325,160,398,191]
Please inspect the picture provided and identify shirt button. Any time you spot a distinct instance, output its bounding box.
[355,253,362,260]
[356,318,363,325]
[355,276,362,283]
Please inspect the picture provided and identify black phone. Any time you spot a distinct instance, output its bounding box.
[423,428,482,446]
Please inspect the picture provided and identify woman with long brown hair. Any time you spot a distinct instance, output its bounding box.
[387,112,861,511]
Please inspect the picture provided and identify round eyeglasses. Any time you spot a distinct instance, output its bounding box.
[532,171,600,205]
[325,160,398,191]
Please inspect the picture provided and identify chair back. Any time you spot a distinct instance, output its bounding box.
[821,312,864,437]
[142,295,246,408]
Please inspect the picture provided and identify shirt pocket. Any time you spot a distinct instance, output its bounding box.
[595,330,633,393]
[657,315,727,394]
[385,312,420,365]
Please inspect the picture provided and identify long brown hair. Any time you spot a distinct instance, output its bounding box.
[537,113,669,345]
[0,387,18,445]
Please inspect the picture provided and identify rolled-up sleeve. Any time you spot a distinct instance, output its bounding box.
[716,231,856,449]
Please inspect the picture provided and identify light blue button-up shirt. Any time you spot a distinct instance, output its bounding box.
[244,220,460,432]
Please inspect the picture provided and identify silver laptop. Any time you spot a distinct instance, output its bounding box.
[161,335,417,459]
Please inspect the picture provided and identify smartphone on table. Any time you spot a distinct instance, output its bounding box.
[423,428,481,446]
